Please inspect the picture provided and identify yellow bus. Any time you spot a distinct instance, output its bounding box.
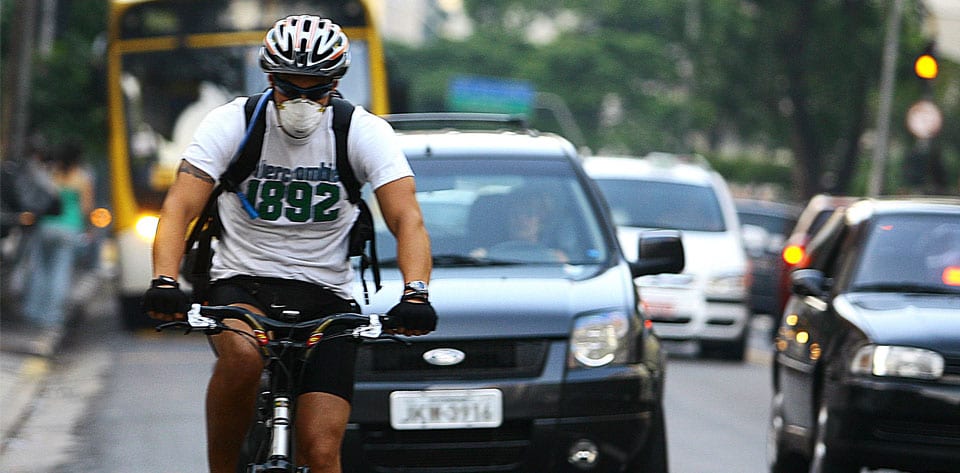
[106,0,390,326]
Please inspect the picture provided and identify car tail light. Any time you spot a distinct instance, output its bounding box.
[782,244,804,265]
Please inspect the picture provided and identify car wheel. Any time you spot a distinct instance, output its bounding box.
[701,329,747,361]
[767,392,808,473]
[810,397,859,473]
[630,403,668,473]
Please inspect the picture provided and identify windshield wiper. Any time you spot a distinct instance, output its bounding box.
[378,254,522,267]
[851,282,960,295]
[433,254,524,266]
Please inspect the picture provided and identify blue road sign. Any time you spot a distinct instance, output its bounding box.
[447,75,535,115]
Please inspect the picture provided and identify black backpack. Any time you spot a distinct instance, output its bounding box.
[182,92,381,303]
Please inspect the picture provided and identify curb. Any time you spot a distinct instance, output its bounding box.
[0,355,51,442]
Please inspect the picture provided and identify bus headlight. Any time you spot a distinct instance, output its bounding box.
[850,345,944,380]
[135,215,160,242]
[569,311,629,368]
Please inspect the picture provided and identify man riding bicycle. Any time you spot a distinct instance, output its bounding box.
[141,15,436,473]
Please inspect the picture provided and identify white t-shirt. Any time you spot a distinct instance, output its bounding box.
[182,96,412,298]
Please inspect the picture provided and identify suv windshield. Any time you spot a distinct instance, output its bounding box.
[592,179,726,232]
[375,158,609,266]
[851,214,960,293]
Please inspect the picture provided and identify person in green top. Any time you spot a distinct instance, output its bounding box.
[22,141,94,329]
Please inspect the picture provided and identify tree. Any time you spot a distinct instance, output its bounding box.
[389,0,956,199]
[0,0,108,160]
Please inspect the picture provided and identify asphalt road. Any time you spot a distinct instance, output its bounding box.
[1,307,788,473]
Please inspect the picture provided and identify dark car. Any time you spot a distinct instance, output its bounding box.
[735,198,801,317]
[343,115,685,473]
[775,194,857,317]
[768,197,960,473]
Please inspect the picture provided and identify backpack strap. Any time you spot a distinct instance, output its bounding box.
[221,91,271,197]
[330,97,382,300]
[331,97,360,203]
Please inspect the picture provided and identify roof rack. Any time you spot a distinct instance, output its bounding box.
[383,112,529,131]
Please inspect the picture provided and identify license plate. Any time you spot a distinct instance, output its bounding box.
[390,389,503,430]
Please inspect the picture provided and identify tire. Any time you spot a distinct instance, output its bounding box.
[701,329,747,361]
[809,397,859,473]
[630,403,668,473]
[238,382,273,473]
[237,419,269,473]
[767,392,808,473]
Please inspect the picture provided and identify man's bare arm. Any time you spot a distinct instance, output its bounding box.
[375,176,432,286]
[151,160,216,279]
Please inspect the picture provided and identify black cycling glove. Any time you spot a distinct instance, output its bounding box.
[387,300,438,332]
[141,276,191,319]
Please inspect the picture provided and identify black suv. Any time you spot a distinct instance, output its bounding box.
[342,115,685,473]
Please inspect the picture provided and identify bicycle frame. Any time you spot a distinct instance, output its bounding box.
[161,304,390,473]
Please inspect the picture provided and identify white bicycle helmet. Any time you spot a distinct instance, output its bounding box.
[260,15,351,78]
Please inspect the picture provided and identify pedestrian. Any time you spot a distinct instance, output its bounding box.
[140,15,436,473]
[21,140,94,329]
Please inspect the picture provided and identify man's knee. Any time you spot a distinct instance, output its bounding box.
[299,439,341,470]
[210,341,262,388]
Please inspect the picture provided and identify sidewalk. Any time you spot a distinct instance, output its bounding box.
[0,271,103,444]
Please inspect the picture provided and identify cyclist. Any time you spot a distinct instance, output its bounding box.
[141,15,436,473]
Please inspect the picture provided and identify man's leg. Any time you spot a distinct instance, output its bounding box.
[295,392,352,473]
[207,316,264,473]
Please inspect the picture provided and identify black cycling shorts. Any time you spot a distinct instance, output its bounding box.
[207,276,361,403]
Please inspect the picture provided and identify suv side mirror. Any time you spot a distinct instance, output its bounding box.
[791,269,829,298]
[631,229,685,277]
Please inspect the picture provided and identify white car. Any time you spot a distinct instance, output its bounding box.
[584,154,750,360]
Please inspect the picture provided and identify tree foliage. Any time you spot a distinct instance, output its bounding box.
[390,0,958,200]
[0,0,108,158]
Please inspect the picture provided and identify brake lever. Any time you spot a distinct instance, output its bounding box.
[353,313,384,339]
[187,303,218,329]
[155,321,191,332]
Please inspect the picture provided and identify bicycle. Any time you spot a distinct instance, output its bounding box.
[156,303,401,473]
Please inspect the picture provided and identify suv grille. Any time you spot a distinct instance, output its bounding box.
[356,339,549,381]
[944,355,960,377]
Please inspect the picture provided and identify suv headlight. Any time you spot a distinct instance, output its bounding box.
[850,345,944,380]
[569,311,629,368]
[704,273,746,300]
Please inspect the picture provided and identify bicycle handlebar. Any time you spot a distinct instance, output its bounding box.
[156,303,398,342]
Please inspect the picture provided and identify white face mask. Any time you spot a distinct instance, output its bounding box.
[276,99,325,138]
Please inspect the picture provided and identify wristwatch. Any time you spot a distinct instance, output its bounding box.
[151,275,179,288]
[402,280,429,301]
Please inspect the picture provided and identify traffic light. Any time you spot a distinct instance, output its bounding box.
[914,43,938,80]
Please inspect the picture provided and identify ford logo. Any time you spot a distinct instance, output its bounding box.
[422,348,466,366]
